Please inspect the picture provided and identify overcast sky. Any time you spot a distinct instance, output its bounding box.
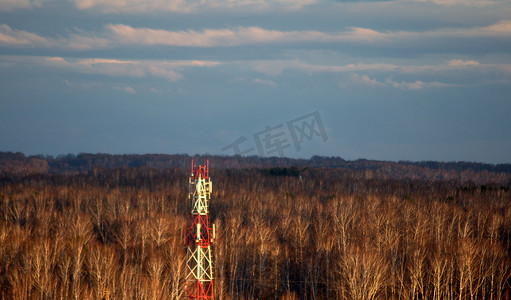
[1,0,510,163]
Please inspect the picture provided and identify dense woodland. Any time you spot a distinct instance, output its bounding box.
[2,152,511,184]
[1,153,511,299]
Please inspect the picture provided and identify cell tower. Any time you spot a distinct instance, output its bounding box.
[185,158,215,300]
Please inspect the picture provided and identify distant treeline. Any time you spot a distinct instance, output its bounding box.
[1,152,511,184]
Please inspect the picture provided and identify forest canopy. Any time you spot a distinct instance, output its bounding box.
[0,153,510,299]
[1,152,511,184]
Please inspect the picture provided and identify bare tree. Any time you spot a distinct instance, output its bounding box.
[341,246,389,300]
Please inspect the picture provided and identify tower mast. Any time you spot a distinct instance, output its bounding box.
[185,158,215,299]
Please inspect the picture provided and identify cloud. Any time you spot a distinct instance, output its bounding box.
[65,31,111,50]
[250,59,490,76]
[0,0,43,11]
[436,20,511,38]
[1,56,219,82]
[73,0,194,12]
[252,78,277,87]
[27,55,506,88]
[0,25,113,50]
[347,73,384,87]
[385,78,424,90]
[104,24,391,47]
[104,21,511,48]
[72,0,316,13]
[124,86,135,94]
[76,58,138,64]
[56,57,221,81]
[0,24,48,46]
[447,59,480,67]
[0,24,110,50]
[115,86,136,94]
[341,73,457,90]
[107,25,307,47]
[66,79,137,93]
[1,20,510,50]
[44,56,150,78]
[64,79,109,90]
[255,58,508,87]
[385,77,456,89]
[229,77,277,87]
[69,0,499,13]
[409,0,496,7]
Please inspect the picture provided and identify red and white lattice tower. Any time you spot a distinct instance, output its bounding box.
[185,159,215,299]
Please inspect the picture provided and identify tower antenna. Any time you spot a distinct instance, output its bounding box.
[185,158,215,299]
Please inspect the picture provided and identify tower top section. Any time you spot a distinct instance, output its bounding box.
[191,158,209,180]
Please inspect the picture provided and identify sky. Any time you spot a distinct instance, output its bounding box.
[0,0,510,163]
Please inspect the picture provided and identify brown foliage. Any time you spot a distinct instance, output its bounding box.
[1,165,510,299]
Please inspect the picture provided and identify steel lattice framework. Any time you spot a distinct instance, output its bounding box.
[185,159,215,300]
